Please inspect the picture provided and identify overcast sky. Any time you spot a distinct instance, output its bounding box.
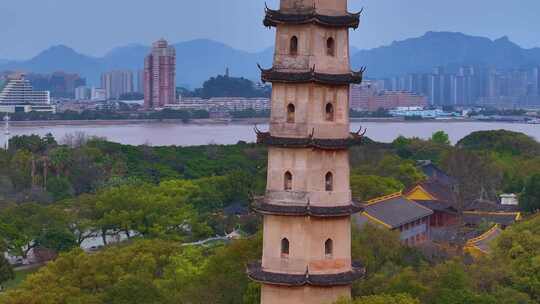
[1,0,539,60]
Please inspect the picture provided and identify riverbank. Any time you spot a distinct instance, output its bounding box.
[8,116,529,127]
[3,120,540,147]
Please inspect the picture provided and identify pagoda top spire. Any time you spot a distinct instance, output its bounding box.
[279,0,348,15]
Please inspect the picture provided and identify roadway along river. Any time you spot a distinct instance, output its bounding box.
[2,121,539,146]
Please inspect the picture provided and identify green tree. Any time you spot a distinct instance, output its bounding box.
[0,255,14,290]
[521,174,540,212]
[46,176,74,201]
[336,294,420,304]
[431,131,451,145]
[350,175,403,201]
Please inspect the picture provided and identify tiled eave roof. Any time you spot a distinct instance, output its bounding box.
[463,211,521,226]
[247,261,365,287]
[258,65,364,85]
[361,193,434,229]
[252,197,364,217]
[263,7,361,29]
[255,130,366,150]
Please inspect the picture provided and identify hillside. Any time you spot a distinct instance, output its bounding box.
[1,32,540,87]
[352,31,540,78]
[0,40,273,88]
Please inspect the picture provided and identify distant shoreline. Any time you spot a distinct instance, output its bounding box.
[7,117,529,127]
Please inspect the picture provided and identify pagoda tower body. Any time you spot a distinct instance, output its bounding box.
[249,1,365,303]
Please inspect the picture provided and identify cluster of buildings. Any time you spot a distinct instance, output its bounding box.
[75,70,144,102]
[26,72,86,98]
[356,161,521,254]
[381,66,540,108]
[350,80,428,111]
[166,96,269,114]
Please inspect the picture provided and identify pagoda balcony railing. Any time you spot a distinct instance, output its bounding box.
[255,127,366,150]
[247,261,365,287]
[263,5,362,29]
[253,196,363,217]
[258,65,365,85]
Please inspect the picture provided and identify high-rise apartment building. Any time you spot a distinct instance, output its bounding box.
[101,70,134,100]
[137,70,144,94]
[75,86,91,100]
[144,39,176,109]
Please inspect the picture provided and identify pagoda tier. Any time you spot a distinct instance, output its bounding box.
[256,130,365,150]
[247,262,365,287]
[259,66,364,85]
[253,197,363,217]
[263,7,361,29]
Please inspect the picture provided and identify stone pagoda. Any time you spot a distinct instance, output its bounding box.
[248,0,365,303]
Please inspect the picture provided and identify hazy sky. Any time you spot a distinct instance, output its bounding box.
[1,0,539,60]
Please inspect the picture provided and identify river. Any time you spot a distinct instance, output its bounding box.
[1,120,539,146]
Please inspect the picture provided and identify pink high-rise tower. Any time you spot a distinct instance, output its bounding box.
[144,39,176,109]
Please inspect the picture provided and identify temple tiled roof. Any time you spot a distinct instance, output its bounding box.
[259,66,364,85]
[263,7,361,29]
[415,200,457,213]
[404,179,456,205]
[253,197,364,217]
[463,212,521,227]
[247,261,365,287]
[464,199,520,213]
[356,193,433,229]
[255,130,365,150]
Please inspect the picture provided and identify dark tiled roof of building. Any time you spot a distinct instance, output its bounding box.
[463,212,521,226]
[255,131,365,150]
[247,261,365,287]
[464,199,520,213]
[259,66,364,85]
[406,180,455,204]
[431,226,479,245]
[416,160,455,186]
[253,197,364,217]
[263,7,361,29]
[415,200,457,213]
[359,194,433,229]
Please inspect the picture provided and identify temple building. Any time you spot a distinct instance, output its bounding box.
[248,1,365,303]
[355,193,433,246]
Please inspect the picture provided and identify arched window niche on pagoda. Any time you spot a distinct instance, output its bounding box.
[281,238,290,258]
[325,239,333,258]
[290,36,299,56]
[286,103,296,123]
[326,37,335,57]
[284,171,293,191]
[325,172,334,192]
[325,102,335,121]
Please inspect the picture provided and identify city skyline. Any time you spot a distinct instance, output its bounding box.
[1,0,540,60]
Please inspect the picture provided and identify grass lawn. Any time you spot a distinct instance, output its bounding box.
[2,267,40,290]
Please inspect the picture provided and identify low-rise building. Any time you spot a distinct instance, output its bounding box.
[355,193,433,246]
[350,82,428,111]
[165,97,270,113]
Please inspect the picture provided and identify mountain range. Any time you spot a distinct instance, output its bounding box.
[1,32,540,88]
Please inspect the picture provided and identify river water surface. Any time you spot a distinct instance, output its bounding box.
[2,121,539,146]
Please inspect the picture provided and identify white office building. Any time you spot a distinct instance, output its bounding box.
[0,74,55,113]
